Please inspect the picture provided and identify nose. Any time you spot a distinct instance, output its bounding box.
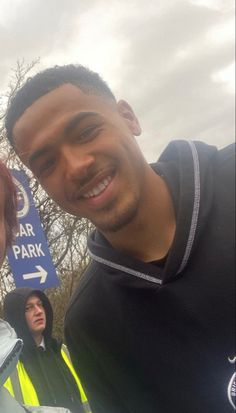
[34,304,43,315]
[61,145,95,182]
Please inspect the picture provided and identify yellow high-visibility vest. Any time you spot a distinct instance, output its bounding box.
[4,346,91,413]
[4,360,39,405]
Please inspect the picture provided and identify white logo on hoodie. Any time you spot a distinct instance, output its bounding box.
[228,356,236,410]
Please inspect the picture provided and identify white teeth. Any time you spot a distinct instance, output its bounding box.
[83,176,112,199]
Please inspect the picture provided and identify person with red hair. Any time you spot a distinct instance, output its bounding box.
[0,159,18,266]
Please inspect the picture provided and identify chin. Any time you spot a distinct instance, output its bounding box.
[96,201,139,233]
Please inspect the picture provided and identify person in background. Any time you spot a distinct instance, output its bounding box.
[4,286,90,413]
[0,159,71,413]
[5,64,235,413]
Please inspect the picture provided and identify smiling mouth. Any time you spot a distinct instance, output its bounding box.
[83,176,112,199]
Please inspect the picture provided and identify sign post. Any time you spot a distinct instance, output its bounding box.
[7,170,59,290]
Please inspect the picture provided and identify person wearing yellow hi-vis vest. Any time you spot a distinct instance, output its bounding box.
[4,287,91,413]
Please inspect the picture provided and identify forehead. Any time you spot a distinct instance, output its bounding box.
[13,83,115,153]
[26,294,41,304]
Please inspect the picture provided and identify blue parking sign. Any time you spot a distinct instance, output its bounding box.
[7,170,59,290]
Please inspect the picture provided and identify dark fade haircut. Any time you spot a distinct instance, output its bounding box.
[0,160,18,247]
[5,64,116,148]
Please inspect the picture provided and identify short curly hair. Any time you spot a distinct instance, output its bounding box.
[0,160,18,247]
[5,64,116,148]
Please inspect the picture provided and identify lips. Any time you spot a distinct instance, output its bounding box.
[83,176,112,199]
[34,318,44,324]
[72,168,116,201]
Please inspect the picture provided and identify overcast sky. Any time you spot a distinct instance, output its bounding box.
[0,0,234,161]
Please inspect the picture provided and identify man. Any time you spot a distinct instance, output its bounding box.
[0,159,71,413]
[5,64,235,413]
[3,286,90,413]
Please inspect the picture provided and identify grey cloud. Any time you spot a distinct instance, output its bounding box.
[108,1,235,159]
[0,0,100,87]
[0,0,234,161]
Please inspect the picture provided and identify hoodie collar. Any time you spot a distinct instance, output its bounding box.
[88,140,217,287]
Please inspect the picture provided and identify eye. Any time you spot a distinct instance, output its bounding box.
[25,305,33,312]
[36,157,56,178]
[73,124,102,144]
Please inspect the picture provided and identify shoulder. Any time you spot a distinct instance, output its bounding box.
[211,144,235,221]
[65,261,100,320]
[72,261,99,302]
[213,143,235,182]
[217,143,235,167]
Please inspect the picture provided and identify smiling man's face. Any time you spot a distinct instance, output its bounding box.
[12,84,147,234]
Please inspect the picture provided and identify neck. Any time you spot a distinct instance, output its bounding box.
[33,333,43,346]
[104,167,176,262]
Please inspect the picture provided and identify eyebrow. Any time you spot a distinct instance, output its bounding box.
[25,299,43,305]
[64,111,99,135]
[28,111,100,169]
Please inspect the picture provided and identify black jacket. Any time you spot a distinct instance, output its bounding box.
[4,287,84,413]
[65,140,235,413]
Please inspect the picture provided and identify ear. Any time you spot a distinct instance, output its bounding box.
[117,100,142,136]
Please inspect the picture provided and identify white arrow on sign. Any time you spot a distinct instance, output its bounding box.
[23,266,48,284]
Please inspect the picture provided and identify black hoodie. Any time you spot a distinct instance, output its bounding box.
[4,287,84,413]
[65,140,235,413]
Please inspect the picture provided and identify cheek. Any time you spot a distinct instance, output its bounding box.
[39,176,62,202]
[25,313,33,329]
